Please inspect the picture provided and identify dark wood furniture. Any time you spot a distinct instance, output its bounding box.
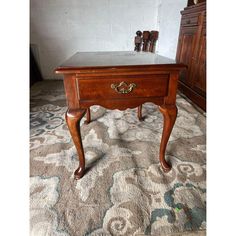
[176,1,206,111]
[55,51,186,180]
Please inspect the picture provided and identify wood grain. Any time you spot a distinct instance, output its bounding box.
[65,109,86,179]
[56,51,186,179]
[176,2,206,111]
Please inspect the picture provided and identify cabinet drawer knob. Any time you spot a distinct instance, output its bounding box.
[187,20,191,24]
[111,81,136,94]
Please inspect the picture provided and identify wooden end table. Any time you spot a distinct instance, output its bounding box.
[55,51,186,180]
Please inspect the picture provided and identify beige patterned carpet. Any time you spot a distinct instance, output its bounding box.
[30,80,206,236]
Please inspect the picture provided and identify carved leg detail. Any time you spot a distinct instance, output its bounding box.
[65,109,86,180]
[138,105,143,121]
[159,105,177,172]
[85,108,91,124]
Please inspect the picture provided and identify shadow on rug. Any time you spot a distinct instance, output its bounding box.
[30,81,206,236]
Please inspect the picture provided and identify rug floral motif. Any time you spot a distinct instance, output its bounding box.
[30,81,206,236]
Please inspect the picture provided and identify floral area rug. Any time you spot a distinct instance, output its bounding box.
[30,80,206,236]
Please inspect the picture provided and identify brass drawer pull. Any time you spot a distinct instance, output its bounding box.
[111,81,136,94]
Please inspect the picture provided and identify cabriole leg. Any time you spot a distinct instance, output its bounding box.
[65,109,86,180]
[138,105,143,121]
[158,105,177,172]
[85,108,91,124]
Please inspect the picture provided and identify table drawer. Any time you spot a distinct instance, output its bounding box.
[77,74,170,100]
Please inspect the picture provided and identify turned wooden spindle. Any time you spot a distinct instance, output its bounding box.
[149,31,159,53]
[142,31,151,52]
[134,30,143,52]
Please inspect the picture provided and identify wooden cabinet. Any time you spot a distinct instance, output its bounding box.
[176,2,206,111]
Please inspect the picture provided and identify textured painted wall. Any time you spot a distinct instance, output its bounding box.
[30,0,187,79]
[157,0,187,59]
[30,0,159,79]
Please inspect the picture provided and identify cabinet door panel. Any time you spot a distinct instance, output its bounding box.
[192,25,206,97]
[176,26,198,86]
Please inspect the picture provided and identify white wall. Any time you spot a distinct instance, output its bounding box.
[30,0,187,80]
[30,0,159,79]
[157,0,187,59]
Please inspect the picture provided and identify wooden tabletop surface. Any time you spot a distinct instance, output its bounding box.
[56,51,185,71]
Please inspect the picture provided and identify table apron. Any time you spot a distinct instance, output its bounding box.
[78,97,165,110]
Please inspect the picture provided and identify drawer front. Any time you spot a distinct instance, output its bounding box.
[77,74,169,100]
[181,15,199,26]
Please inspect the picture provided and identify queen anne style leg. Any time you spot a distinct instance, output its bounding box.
[85,108,91,124]
[159,105,177,172]
[65,109,87,180]
[137,105,143,121]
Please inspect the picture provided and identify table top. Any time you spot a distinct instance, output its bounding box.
[56,51,186,72]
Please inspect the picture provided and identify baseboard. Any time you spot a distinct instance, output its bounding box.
[178,81,206,111]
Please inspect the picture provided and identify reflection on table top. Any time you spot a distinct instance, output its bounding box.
[57,51,184,70]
